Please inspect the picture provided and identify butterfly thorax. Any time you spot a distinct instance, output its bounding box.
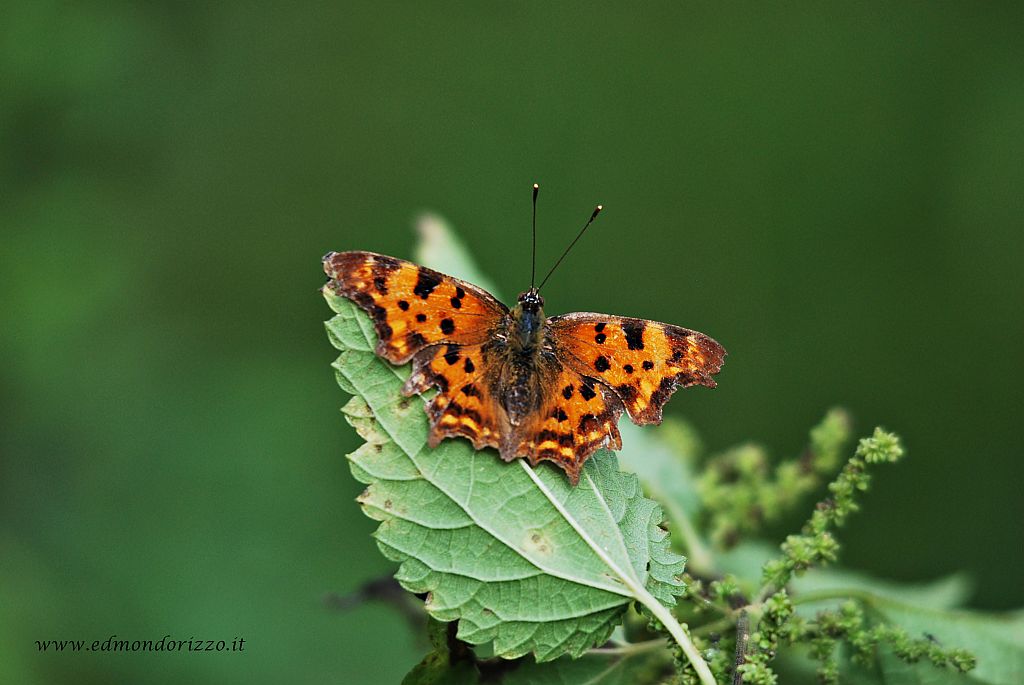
[511,289,545,352]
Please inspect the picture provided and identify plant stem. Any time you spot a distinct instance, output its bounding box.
[636,586,718,685]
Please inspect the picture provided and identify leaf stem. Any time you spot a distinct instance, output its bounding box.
[639,589,717,685]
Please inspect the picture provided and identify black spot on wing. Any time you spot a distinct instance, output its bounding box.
[463,357,475,373]
[649,376,676,409]
[433,371,450,393]
[594,356,610,372]
[537,429,560,443]
[413,268,442,299]
[440,318,455,335]
[461,407,483,424]
[579,378,597,401]
[443,345,461,365]
[623,364,634,374]
[373,276,388,294]
[551,407,568,422]
[595,333,606,344]
[416,313,427,323]
[616,383,638,404]
[450,287,466,310]
[642,360,655,371]
[562,384,574,400]
[398,300,410,311]
[622,320,646,350]
[594,322,606,333]
[461,383,480,397]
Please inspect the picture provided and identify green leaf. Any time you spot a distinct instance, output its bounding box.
[715,540,973,612]
[326,292,687,662]
[793,569,973,612]
[786,604,1024,685]
[861,601,1024,685]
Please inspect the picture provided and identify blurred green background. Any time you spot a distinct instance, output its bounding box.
[2,3,1022,683]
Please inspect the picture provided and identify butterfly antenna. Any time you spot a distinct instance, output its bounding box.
[531,183,539,289]
[537,204,603,291]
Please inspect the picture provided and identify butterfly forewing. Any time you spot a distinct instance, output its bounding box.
[323,251,507,363]
[547,313,726,425]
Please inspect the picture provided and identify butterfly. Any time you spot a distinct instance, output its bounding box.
[322,186,726,484]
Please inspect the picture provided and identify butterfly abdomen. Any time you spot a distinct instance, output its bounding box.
[491,349,538,426]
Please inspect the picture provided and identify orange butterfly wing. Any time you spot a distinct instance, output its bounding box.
[547,313,726,425]
[323,251,508,452]
[404,342,505,453]
[322,251,507,363]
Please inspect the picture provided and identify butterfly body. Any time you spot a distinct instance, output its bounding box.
[487,290,550,426]
[324,250,725,484]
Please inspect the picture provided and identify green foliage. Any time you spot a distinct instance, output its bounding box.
[760,427,905,595]
[699,409,851,549]
[324,221,1024,684]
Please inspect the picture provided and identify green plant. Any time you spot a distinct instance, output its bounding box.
[323,217,1024,684]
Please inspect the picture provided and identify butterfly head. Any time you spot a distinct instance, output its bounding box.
[512,289,546,350]
[517,288,544,313]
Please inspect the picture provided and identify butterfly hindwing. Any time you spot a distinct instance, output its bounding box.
[547,313,726,425]
[323,251,507,364]
[405,342,503,452]
[512,365,624,485]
